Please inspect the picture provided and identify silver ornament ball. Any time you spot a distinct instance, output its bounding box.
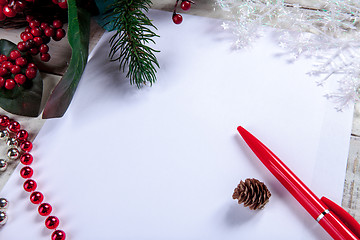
[7,148,20,160]
[0,211,7,225]
[6,137,18,148]
[0,130,9,140]
[0,159,7,172]
[0,198,8,210]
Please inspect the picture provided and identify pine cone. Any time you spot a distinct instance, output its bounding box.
[232,178,271,210]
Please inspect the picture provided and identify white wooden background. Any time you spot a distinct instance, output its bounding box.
[0,0,359,222]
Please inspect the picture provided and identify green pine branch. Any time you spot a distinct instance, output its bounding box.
[106,0,160,88]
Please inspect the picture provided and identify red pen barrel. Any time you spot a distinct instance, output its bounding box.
[237,126,360,240]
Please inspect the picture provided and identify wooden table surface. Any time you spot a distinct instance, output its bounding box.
[0,0,359,224]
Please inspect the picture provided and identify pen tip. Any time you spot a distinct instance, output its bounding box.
[237,126,246,135]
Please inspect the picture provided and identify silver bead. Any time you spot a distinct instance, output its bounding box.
[0,130,9,140]
[0,211,7,225]
[0,198,8,210]
[6,137,18,148]
[0,159,7,172]
[7,148,20,160]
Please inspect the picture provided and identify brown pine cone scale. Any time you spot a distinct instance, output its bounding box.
[232,178,271,210]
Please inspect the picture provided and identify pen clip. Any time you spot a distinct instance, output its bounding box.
[321,196,360,239]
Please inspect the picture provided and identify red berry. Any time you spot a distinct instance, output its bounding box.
[0,67,7,76]
[39,44,49,53]
[9,49,21,60]
[30,27,42,37]
[25,39,35,49]
[3,5,16,18]
[27,62,37,70]
[23,32,33,41]
[24,26,31,33]
[44,27,54,37]
[0,54,7,62]
[172,14,183,24]
[20,166,33,178]
[29,19,40,28]
[5,79,15,90]
[181,1,191,11]
[17,41,28,52]
[26,67,37,79]
[13,0,26,12]
[11,65,21,74]
[23,179,37,192]
[0,77,5,87]
[16,57,27,66]
[40,22,48,30]
[14,74,26,84]
[2,61,12,69]
[45,216,59,229]
[40,53,50,62]
[33,36,43,46]
[53,19,63,29]
[51,230,66,240]
[29,47,39,55]
[26,15,34,22]
[38,203,52,216]
[58,0,67,9]
[55,28,66,39]
[30,191,44,204]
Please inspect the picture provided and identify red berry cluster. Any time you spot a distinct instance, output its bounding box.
[52,0,67,9]
[17,16,66,62]
[0,0,28,21]
[172,0,194,24]
[0,50,37,90]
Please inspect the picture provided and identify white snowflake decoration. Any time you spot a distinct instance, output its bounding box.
[216,0,360,109]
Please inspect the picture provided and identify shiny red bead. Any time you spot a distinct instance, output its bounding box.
[23,179,37,192]
[0,115,10,127]
[20,166,33,178]
[9,50,21,60]
[53,19,63,29]
[38,203,52,216]
[20,140,33,152]
[20,153,33,165]
[5,79,16,90]
[30,191,44,204]
[17,129,29,141]
[26,67,37,79]
[45,216,59,229]
[58,0,67,9]
[3,5,16,18]
[51,230,66,240]
[8,120,20,133]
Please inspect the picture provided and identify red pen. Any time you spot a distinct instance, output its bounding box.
[237,126,360,240]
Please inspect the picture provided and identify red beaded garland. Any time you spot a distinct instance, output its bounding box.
[20,140,33,152]
[20,153,33,165]
[172,14,183,24]
[45,216,60,229]
[23,179,37,192]
[181,0,191,11]
[52,230,66,240]
[30,191,44,204]
[8,120,20,132]
[17,129,29,141]
[38,203,52,216]
[20,166,33,178]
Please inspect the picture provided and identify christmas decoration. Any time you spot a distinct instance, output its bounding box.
[0,114,66,239]
[232,178,271,210]
[172,0,194,24]
[216,0,360,109]
[104,0,159,88]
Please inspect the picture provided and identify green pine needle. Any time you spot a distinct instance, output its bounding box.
[106,0,160,88]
